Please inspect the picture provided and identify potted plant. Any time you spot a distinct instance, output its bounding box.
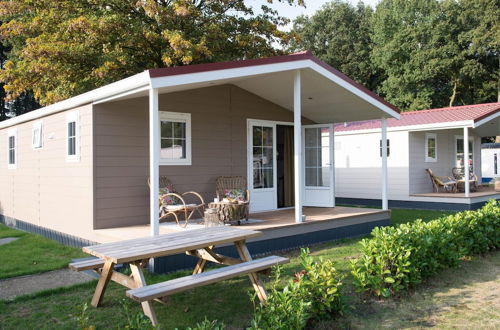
[493,178,500,192]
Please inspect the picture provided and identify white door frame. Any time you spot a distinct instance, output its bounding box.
[247,119,293,212]
[302,124,335,207]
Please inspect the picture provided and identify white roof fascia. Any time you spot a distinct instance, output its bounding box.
[0,71,150,129]
[335,120,474,136]
[149,60,311,89]
[93,85,150,105]
[307,61,400,120]
[473,111,500,128]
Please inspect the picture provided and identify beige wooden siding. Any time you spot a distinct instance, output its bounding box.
[93,84,310,229]
[0,104,94,237]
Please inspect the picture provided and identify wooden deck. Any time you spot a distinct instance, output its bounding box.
[92,206,390,244]
[411,186,499,198]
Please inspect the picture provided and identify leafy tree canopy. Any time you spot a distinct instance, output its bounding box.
[293,0,499,111]
[291,0,379,90]
[0,0,304,106]
[372,0,499,110]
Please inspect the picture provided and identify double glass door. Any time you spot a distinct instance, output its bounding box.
[248,121,334,212]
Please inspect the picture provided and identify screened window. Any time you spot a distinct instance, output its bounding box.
[425,133,437,162]
[32,122,43,149]
[494,153,498,175]
[8,130,16,168]
[379,139,390,157]
[159,112,191,165]
[252,125,273,189]
[67,121,76,155]
[66,111,79,162]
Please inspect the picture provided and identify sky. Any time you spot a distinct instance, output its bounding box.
[245,0,380,29]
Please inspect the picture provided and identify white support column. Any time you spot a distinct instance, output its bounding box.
[149,88,160,236]
[381,118,388,210]
[463,126,470,198]
[293,70,303,223]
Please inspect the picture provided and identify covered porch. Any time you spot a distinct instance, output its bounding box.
[94,52,399,236]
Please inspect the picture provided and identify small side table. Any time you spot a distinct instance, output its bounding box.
[208,201,249,225]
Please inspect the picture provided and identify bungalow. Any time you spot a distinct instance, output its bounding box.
[481,142,500,183]
[334,103,500,211]
[0,52,400,270]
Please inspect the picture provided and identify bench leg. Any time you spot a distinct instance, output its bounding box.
[91,260,115,307]
[130,262,158,326]
[234,240,268,303]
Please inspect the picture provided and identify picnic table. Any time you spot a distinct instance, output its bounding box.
[69,227,288,326]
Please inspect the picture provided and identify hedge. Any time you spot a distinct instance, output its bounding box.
[350,200,500,297]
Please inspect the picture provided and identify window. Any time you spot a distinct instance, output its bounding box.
[66,111,79,161]
[455,136,473,169]
[252,125,273,189]
[494,153,498,175]
[379,139,390,157]
[159,112,191,165]
[32,121,43,149]
[7,128,16,169]
[425,133,437,162]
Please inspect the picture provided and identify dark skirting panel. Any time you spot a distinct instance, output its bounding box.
[335,197,498,211]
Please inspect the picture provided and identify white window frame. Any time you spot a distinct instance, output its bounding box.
[159,111,191,166]
[7,128,17,169]
[425,133,437,162]
[32,121,43,149]
[66,111,80,162]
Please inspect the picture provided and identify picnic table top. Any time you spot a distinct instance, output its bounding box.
[83,226,262,264]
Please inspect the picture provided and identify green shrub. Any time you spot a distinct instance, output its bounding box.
[249,249,344,329]
[181,318,225,330]
[350,200,500,297]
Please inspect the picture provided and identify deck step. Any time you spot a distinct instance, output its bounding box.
[126,255,288,302]
[69,258,104,272]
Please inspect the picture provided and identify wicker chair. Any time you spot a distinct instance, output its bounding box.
[148,176,205,228]
[452,167,478,192]
[216,176,250,203]
[215,176,250,222]
[426,169,458,193]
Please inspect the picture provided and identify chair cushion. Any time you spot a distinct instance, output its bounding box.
[223,189,245,202]
[165,204,197,211]
[159,185,180,205]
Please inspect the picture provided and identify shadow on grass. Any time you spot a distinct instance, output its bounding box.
[318,251,500,330]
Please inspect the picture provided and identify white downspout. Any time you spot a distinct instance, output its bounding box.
[294,70,303,223]
[149,88,160,236]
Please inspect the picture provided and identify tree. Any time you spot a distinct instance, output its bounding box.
[0,0,304,106]
[371,0,499,111]
[291,1,379,90]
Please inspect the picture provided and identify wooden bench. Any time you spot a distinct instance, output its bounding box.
[126,255,288,303]
[69,258,105,272]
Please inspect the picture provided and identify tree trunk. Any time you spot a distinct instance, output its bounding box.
[449,79,459,107]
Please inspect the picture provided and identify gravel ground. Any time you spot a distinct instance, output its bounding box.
[0,269,94,301]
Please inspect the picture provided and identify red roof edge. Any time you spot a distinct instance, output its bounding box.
[148,51,400,115]
[474,106,500,123]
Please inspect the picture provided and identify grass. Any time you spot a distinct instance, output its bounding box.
[0,224,86,279]
[3,208,487,329]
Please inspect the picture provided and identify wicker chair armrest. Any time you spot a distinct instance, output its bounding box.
[246,189,251,203]
[160,193,187,208]
[182,191,205,206]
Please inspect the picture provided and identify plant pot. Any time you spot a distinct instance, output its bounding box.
[495,180,500,192]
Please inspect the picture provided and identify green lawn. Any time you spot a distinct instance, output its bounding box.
[0,224,86,279]
[4,208,487,329]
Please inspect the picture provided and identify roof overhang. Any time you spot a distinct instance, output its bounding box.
[472,110,500,137]
[0,52,400,129]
